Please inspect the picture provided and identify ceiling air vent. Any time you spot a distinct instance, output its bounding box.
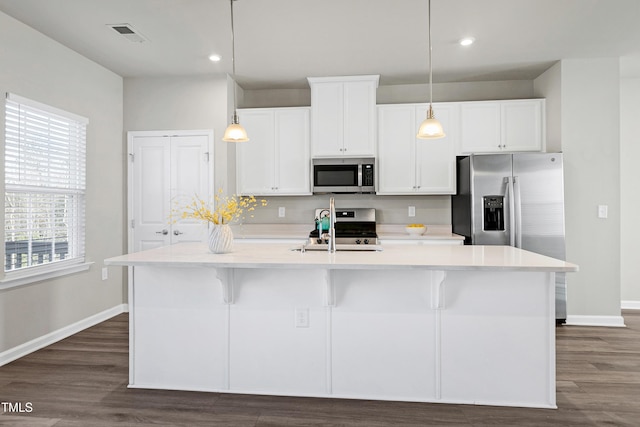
[107,24,147,43]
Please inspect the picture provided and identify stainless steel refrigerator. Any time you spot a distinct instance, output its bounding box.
[451,153,567,323]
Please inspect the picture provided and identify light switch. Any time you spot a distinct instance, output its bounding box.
[278,207,286,218]
[598,205,608,219]
[408,206,416,217]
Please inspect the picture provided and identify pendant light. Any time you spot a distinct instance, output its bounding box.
[417,0,445,139]
[222,0,249,142]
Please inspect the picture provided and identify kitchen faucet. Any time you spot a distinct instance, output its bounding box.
[328,197,336,253]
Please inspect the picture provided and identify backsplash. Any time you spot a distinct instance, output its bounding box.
[243,194,451,225]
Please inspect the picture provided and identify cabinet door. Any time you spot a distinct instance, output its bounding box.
[501,100,544,152]
[310,82,344,157]
[343,81,376,156]
[459,102,501,153]
[376,105,416,194]
[415,103,457,194]
[236,110,276,195]
[274,108,311,195]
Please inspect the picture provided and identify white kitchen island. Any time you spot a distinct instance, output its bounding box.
[104,242,577,409]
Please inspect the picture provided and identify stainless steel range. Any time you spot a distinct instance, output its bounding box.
[309,208,378,246]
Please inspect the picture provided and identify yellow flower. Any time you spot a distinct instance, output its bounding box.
[172,188,267,225]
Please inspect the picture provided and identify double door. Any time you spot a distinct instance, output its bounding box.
[377,103,456,194]
[128,130,213,252]
[458,100,544,153]
[236,108,310,195]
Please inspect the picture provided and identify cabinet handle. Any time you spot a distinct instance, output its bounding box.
[155,229,168,235]
[173,230,184,236]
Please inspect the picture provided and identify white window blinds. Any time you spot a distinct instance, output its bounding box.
[4,93,87,272]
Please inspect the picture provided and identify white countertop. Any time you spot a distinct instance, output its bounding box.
[105,242,578,272]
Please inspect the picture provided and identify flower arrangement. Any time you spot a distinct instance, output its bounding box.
[176,188,267,225]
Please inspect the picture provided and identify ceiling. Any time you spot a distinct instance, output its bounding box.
[1,0,640,90]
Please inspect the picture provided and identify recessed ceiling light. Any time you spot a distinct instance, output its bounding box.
[460,37,475,46]
[209,54,222,62]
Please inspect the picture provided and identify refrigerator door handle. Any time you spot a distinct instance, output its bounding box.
[513,176,523,248]
[505,176,516,247]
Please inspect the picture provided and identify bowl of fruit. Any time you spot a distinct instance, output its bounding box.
[405,224,426,235]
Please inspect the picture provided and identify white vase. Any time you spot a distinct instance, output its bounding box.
[208,224,233,254]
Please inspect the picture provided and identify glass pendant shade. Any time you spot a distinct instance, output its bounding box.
[222,115,249,142]
[417,106,445,139]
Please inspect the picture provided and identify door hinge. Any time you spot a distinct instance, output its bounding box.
[130,219,135,229]
[129,153,134,162]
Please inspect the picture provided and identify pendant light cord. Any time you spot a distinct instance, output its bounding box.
[428,0,434,114]
[230,0,238,123]
[230,0,237,77]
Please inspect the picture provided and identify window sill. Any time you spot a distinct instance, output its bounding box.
[0,261,94,290]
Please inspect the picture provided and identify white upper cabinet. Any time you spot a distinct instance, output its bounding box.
[236,107,311,196]
[459,99,545,154]
[377,103,457,195]
[308,75,379,157]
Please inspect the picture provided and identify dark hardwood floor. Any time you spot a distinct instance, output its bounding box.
[1,311,639,426]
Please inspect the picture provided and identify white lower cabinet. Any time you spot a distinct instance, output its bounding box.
[236,107,311,196]
[129,265,556,408]
[377,103,457,195]
[459,99,545,154]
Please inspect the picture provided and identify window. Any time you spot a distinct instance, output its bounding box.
[4,93,87,273]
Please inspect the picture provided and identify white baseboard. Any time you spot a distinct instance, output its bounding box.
[565,314,626,327]
[0,304,128,367]
[621,300,640,310]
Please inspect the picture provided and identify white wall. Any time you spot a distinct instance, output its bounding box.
[620,78,640,304]
[0,11,124,353]
[560,58,621,318]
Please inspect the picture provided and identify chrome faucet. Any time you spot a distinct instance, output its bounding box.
[328,197,336,253]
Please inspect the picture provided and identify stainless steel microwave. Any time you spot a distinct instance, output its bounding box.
[312,158,375,193]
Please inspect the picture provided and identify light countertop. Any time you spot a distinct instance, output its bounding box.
[230,224,464,241]
[105,242,578,272]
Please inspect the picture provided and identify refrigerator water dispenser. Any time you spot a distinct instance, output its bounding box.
[483,196,504,231]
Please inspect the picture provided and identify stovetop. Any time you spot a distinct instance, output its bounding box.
[310,207,377,245]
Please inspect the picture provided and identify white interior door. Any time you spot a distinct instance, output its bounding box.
[128,130,213,253]
[170,135,211,244]
[130,136,171,252]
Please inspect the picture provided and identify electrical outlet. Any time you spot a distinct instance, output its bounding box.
[598,205,608,219]
[101,267,108,281]
[408,206,416,217]
[295,308,309,328]
[278,207,286,218]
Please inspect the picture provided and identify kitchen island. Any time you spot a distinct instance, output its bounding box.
[105,242,577,408]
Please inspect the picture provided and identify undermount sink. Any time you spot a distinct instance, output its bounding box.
[295,244,383,252]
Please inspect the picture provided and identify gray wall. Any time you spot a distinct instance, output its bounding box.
[124,75,229,193]
[0,11,124,353]
[559,58,621,318]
